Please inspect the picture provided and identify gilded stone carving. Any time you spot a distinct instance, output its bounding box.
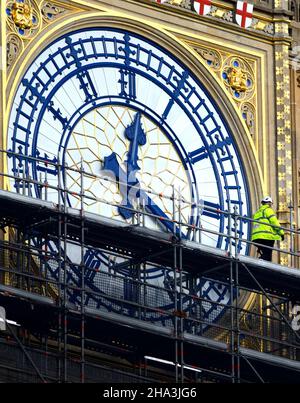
[209,6,233,22]
[6,0,40,38]
[227,67,248,92]
[222,57,254,102]
[169,0,184,5]
[211,8,226,19]
[252,19,267,31]
[151,0,274,34]
[251,18,274,34]
[194,45,258,146]
[11,1,33,30]
[193,43,257,138]
[6,0,79,74]
[275,43,292,220]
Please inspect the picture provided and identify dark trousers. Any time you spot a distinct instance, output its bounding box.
[254,239,275,261]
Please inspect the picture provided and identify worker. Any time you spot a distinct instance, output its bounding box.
[251,196,284,261]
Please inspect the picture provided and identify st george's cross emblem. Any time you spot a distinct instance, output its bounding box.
[235,1,253,28]
[192,0,212,16]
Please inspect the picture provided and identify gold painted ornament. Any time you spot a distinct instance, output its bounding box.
[169,0,184,5]
[227,67,248,92]
[11,1,33,30]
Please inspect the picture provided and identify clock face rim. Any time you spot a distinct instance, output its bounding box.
[7,26,251,254]
[5,17,262,217]
[5,24,257,326]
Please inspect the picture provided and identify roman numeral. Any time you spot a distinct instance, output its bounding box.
[188,136,233,165]
[202,201,221,220]
[76,70,98,102]
[187,146,209,164]
[35,150,58,176]
[162,70,189,121]
[65,36,82,68]
[119,69,136,103]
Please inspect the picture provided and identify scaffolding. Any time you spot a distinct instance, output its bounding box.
[0,150,300,383]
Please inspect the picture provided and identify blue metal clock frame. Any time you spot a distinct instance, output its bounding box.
[8,28,251,328]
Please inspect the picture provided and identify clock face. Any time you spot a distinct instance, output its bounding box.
[7,28,251,326]
[64,105,194,231]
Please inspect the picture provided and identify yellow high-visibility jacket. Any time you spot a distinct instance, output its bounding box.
[251,205,284,241]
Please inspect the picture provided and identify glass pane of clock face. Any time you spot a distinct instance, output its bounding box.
[65,106,193,228]
[7,28,251,326]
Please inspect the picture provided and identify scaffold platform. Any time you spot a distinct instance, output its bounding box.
[0,188,300,383]
[0,189,300,300]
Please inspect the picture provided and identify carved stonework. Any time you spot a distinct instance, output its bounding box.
[6,33,23,69]
[196,48,222,71]
[6,0,80,74]
[194,44,257,138]
[11,1,33,30]
[241,102,255,137]
[209,6,233,22]
[41,1,67,22]
[222,57,255,102]
[297,71,300,87]
[150,1,274,35]
[227,67,248,92]
[6,0,40,38]
[275,44,293,221]
[169,0,184,5]
[251,18,274,35]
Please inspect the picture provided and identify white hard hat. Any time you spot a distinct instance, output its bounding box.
[261,196,273,203]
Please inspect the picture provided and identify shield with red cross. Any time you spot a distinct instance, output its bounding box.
[193,0,212,16]
[235,1,253,28]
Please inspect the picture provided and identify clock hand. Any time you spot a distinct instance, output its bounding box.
[103,152,135,220]
[103,152,183,237]
[103,112,145,219]
[103,112,184,237]
[125,112,146,174]
[139,189,178,235]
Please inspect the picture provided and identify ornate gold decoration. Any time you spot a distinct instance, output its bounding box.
[6,0,82,75]
[251,18,274,35]
[222,57,254,103]
[208,6,233,22]
[227,67,248,92]
[6,0,40,39]
[169,0,184,5]
[275,41,293,265]
[253,20,267,31]
[11,1,33,30]
[211,8,226,19]
[194,43,257,141]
